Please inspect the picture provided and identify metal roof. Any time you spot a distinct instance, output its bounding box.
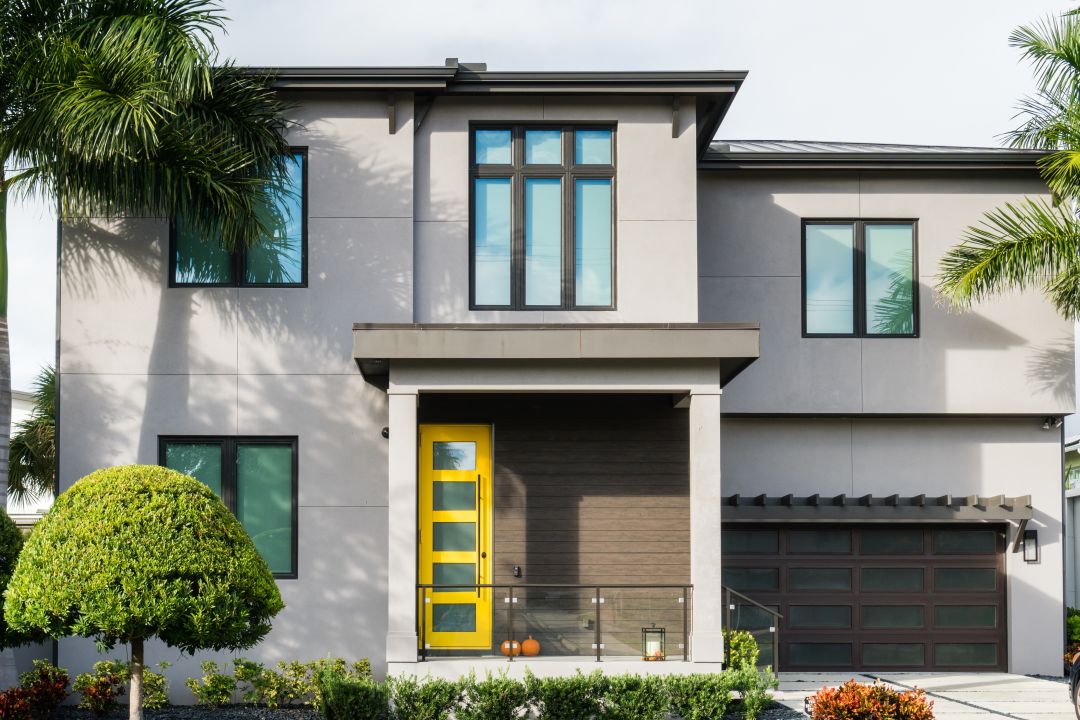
[702,139,1047,170]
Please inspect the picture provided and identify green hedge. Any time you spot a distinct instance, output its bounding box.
[317,668,776,720]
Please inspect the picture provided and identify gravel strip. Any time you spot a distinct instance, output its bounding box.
[56,708,321,720]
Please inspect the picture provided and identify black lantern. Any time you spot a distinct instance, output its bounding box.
[642,624,666,661]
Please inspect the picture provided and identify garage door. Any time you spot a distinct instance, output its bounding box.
[721,524,1007,671]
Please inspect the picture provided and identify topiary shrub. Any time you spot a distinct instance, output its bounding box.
[316,671,389,720]
[724,629,760,669]
[0,508,25,650]
[665,673,734,720]
[457,672,529,720]
[525,670,606,720]
[806,679,933,720]
[388,675,461,720]
[5,465,284,720]
[18,659,69,719]
[601,674,667,720]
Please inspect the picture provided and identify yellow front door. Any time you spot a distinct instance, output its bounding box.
[418,424,493,650]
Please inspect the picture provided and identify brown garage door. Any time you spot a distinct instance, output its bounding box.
[721,524,1007,671]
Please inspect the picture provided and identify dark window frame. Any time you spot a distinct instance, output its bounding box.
[469,123,617,311]
[801,218,919,338]
[158,435,299,580]
[168,147,309,289]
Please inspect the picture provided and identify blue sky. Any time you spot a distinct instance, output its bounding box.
[6,0,1075,406]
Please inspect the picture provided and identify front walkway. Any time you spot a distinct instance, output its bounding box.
[774,673,1072,719]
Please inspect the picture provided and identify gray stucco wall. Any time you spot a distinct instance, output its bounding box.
[56,94,412,694]
[698,171,1075,415]
[721,416,1064,676]
[415,96,699,323]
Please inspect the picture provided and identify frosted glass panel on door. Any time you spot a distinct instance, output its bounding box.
[574,179,612,306]
[474,179,512,305]
[864,224,914,335]
[433,482,476,511]
[525,178,562,306]
[804,224,854,334]
[433,442,476,470]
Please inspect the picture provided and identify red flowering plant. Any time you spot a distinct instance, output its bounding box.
[806,679,934,720]
[0,687,31,720]
[19,660,69,718]
[74,661,127,717]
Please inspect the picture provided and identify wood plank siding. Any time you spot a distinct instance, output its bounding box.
[419,394,691,656]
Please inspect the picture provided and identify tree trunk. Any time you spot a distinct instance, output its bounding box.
[129,637,144,720]
[0,169,11,510]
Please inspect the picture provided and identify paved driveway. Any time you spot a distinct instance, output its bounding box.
[773,673,1073,719]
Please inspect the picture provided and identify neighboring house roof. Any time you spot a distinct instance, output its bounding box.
[702,139,1047,170]
[257,60,747,158]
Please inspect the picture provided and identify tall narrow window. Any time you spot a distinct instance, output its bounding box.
[171,148,308,287]
[160,436,298,578]
[471,126,615,310]
[802,220,917,337]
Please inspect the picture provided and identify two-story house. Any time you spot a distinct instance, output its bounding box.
[55,60,1070,689]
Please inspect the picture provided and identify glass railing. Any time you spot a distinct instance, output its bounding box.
[722,587,782,669]
[417,584,692,662]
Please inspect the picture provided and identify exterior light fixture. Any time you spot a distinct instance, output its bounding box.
[1023,529,1039,563]
[1041,416,1063,430]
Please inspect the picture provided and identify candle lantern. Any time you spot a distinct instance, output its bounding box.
[641,624,666,661]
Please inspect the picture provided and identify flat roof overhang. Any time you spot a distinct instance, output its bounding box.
[353,323,759,386]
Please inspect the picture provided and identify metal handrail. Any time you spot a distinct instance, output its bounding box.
[416,583,692,663]
[722,586,782,671]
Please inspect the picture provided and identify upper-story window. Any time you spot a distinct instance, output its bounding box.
[471,126,615,310]
[170,148,308,287]
[802,220,918,337]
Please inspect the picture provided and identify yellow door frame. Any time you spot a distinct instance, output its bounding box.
[418,424,493,650]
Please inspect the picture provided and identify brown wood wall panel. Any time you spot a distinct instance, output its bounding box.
[420,394,691,656]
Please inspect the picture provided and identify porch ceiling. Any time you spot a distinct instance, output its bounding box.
[352,323,760,386]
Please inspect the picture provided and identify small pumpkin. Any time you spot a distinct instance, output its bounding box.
[500,639,521,656]
[522,635,541,657]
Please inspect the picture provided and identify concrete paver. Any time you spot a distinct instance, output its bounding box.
[774,672,1073,719]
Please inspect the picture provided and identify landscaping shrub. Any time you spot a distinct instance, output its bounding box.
[317,671,389,720]
[0,687,30,720]
[73,661,127,716]
[18,659,69,718]
[525,670,606,720]
[141,662,171,710]
[1068,609,1080,644]
[601,673,667,720]
[0,509,26,650]
[724,629,760,670]
[806,679,934,720]
[730,666,777,720]
[388,675,461,720]
[665,673,734,720]
[456,672,529,720]
[186,660,237,707]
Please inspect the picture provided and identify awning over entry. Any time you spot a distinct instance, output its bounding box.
[352,323,760,386]
[722,493,1033,523]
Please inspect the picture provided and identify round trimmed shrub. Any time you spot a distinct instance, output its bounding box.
[4,465,284,718]
[0,507,25,648]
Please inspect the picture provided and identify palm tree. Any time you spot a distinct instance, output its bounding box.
[0,2,290,718]
[937,10,1080,317]
[9,365,54,505]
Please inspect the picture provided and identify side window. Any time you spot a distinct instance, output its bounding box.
[803,220,917,337]
[171,149,307,287]
[161,436,298,578]
[471,126,615,310]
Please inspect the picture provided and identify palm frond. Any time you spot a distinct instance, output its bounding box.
[937,197,1080,317]
[8,366,55,505]
[1010,13,1080,97]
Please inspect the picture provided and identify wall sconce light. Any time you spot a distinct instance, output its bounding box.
[1041,416,1063,430]
[1023,529,1039,563]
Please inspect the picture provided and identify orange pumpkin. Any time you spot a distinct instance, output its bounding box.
[500,639,521,656]
[522,635,541,657]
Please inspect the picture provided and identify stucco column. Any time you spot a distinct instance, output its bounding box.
[386,390,418,663]
[689,390,724,663]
